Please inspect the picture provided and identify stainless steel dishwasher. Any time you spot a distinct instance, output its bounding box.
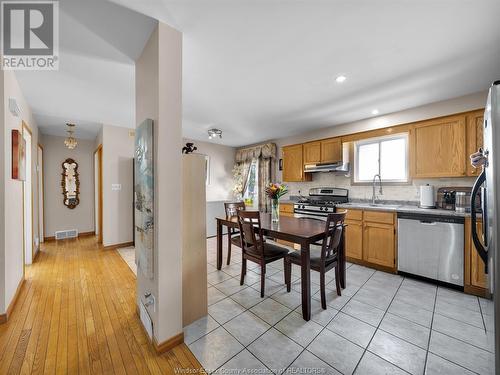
[397,213,464,286]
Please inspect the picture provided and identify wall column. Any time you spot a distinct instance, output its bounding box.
[135,22,183,346]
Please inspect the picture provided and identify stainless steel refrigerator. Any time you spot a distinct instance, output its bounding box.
[471,80,500,372]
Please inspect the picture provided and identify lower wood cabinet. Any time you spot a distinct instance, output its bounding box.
[344,209,396,271]
[278,203,297,248]
[363,221,396,268]
[465,217,488,296]
[345,219,363,260]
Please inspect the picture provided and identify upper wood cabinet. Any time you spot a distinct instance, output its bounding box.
[466,110,484,177]
[282,144,311,182]
[321,138,342,163]
[410,115,467,178]
[303,141,321,164]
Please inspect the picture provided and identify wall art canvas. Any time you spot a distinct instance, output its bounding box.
[134,119,154,279]
[12,130,26,181]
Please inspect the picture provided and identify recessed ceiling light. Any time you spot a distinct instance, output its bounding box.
[335,75,347,83]
[371,109,379,115]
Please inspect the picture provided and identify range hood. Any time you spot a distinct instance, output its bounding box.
[304,143,350,174]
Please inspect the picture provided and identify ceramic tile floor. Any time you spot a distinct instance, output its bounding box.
[185,237,495,375]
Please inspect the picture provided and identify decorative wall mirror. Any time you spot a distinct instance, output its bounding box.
[61,158,80,209]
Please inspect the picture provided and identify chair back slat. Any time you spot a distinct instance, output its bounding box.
[321,212,346,264]
[237,210,264,256]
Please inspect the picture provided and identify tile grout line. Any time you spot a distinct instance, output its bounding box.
[421,283,438,375]
[350,273,405,374]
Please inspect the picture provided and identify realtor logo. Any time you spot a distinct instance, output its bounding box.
[1,1,59,70]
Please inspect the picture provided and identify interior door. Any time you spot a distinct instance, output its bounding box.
[37,144,44,243]
[23,124,33,264]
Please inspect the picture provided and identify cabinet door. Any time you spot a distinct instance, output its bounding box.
[411,115,466,178]
[321,138,342,163]
[282,145,305,182]
[363,222,395,268]
[345,219,363,260]
[466,111,484,176]
[303,142,321,164]
[471,220,487,289]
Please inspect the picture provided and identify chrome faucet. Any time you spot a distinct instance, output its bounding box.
[372,174,383,204]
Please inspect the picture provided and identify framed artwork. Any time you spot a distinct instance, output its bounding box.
[61,158,80,209]
[134,119,154,279]
[12,130,26,181]
[279,158,283,171]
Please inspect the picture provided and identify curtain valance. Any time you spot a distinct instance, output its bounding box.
[235,143,277,163]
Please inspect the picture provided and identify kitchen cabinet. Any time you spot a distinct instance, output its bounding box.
[282,144,311,182]
[320,138,342,163]
[345,219,363,260]
[466,110,484,177]
[410,115,467,178]
[303,141,321,164]
[363,221,396,269]
[344,209,396,271]
[279,203,295,217]
[464,217,488,296]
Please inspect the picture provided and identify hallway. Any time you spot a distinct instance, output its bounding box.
[0,237,201,374]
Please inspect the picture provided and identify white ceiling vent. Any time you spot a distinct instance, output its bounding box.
[55,229,79,240]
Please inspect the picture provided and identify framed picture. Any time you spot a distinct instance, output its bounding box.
[12,130,26,180]
[279,158,283,171]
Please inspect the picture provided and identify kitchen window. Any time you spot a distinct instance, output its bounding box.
[243,159,259,209]
[354,133,409,183]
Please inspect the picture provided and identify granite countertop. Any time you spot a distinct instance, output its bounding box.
[336,201,472,217]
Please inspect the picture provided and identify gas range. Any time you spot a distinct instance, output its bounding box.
[294,187,349,220]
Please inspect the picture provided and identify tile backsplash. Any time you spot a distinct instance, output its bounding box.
[284,173,476,203]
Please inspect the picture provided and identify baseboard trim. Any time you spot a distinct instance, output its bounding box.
[0,278,25,324]
[153,332,184,354]
[103,241,134,251]
[44,231,96,242]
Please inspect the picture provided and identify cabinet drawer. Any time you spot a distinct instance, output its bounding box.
[345,209,363,221]
[279,203,294,214]
[364,210,394,225]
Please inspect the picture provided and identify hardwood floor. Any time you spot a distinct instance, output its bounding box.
[0,236,203,374]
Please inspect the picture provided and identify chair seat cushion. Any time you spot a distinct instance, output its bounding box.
[289,245,337,267]
[246,241,289,260]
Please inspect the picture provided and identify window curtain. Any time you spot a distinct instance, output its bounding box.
[236,143,277,212]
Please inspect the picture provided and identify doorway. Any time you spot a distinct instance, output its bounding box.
[37,144,44,245]
[22,122,34,264]
[94,145,103,243]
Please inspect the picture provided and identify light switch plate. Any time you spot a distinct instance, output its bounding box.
[111,183,122,191]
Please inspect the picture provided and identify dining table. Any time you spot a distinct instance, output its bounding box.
[215,214,346,321]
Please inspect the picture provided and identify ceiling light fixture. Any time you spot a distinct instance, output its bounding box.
[208,128,222,140]
[335,75,347,83]
[64,123,78,149]
[371,109,379,115]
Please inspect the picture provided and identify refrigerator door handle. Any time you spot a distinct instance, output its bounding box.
[471,169,488,272]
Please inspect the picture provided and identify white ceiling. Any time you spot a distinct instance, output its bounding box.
[15,0,156,139]
[113,0,500,146]
[16,0,500,146]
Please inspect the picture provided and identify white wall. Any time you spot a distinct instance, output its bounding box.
[270,91,487,201]
[41,135,95,237]
[136,22,183,344]
[183,138,236,202]
[102,124,134,246]
[1,70,40,314]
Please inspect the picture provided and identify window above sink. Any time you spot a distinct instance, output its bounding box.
[354,133,409,183]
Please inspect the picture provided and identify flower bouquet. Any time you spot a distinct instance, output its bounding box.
[265,183,288,222]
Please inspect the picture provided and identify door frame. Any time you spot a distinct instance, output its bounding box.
[94,145,103,243]
[22,121,34,264]
[37,143,44,245]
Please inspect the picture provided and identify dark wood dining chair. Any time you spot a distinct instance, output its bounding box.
[285,212,346,309]
[237,210,289,297]
[224,201,246,265]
